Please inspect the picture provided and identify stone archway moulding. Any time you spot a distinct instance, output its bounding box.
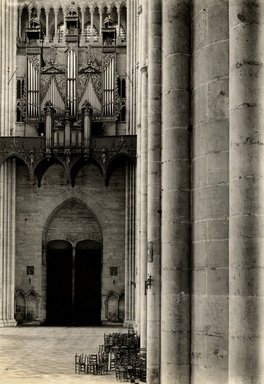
[42,190,109,246]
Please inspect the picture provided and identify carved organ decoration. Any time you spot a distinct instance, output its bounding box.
[40,48,66,117]
[16,78,26,122]
[84,23,99,42]
[78,47,102,117]
[16,2,127,145]
[65,2,79,43]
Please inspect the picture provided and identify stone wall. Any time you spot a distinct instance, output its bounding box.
[15,161,126,323]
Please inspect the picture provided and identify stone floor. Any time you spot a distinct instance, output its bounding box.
[0,326,135,384]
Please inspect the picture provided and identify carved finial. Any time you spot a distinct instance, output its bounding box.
[48,46,57,65]
[44,100,54,113]
[65,106,70,120]
[82,100,93,115]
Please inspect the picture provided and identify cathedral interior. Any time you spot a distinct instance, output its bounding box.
[0,0,263,383]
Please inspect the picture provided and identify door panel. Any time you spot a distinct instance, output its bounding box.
[46,241,72,325]
[75,241,101,325]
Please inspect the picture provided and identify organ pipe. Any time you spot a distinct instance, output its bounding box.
[67,48,77,117]
[27,57,39,118]
[103,56,115,117]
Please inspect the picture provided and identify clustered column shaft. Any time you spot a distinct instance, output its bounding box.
[0,0,17,327]
[229,1,264,382]
[139,0,148,350]
[161,1,191,383]
[146,0,161,382]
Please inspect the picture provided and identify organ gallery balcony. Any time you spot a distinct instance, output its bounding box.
[0,130,136,187]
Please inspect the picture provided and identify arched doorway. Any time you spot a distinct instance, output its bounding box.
[44,199,103,325]
[46,240,102,326]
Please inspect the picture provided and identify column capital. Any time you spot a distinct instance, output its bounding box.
[53,5,59,14]
[45,6,51,15]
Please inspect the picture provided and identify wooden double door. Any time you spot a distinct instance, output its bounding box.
[46,240,101,326]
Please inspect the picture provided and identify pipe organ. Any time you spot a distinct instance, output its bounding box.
[17,2,127,145]
[41,77,65,118]
[67,48,77,117]
[27,56,40,119]
[103,55,115,117]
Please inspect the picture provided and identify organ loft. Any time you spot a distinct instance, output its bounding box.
[1,1,264,384]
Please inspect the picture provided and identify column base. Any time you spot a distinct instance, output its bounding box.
[80,36,85,46]
[123,319,137,329]
[0,318,17,327]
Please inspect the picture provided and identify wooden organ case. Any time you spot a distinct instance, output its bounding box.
[18,3,126,148]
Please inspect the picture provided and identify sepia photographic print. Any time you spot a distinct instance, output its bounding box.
[0,0,261,383]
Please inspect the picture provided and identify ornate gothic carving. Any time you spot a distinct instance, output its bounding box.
[0,135,136,186]
[28,55,40,69]
[40,74,52,103]
[77,74,88,101]
[54,74,66,100]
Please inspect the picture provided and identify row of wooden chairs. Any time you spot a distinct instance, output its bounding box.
[75,352,108,375]
[75,326,146,381]
[115,349,146,382]
[104,330,140,353]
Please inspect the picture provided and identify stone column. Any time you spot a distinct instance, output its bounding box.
[80,7,85,45]
[28,6,31,25]
[62,7,66,44]
[18,7,21,41]
[192,1,229,382]
[44,101,55,147]
[161,1,191,383]
[124,166,130,322]
[54,8,58,43]
[117,7,120,36]
[45,8,49,44]
[116,7,121,44]
[134,3,143,331]
[0,0,17,327]
[229,1,264,382]
[124,162,135,324]
[147,0,161,382]
[82,101,92,147]
[127,0,132,133]
[132,0,137,134]
[99,8,103,43]
[131,165,136,321]
[90,8,94,42]
[139,0,148,350]
[135,122,141,329]
[64,108,71,147]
